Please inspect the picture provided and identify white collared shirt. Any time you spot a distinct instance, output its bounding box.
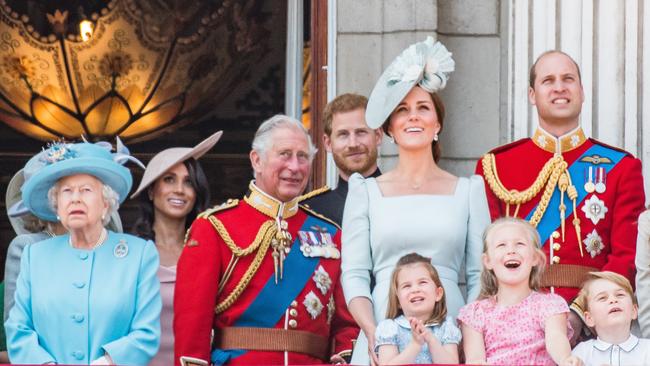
[572,334,650,366]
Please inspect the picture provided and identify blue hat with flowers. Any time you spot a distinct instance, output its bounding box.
[21,139,142,221]
[365,36,455,129]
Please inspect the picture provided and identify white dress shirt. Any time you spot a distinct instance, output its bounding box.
[572,334,650,366]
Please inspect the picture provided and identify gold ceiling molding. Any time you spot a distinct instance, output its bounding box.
[0,0,269,142]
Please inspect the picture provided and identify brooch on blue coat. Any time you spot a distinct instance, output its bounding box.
[114,239,128,258]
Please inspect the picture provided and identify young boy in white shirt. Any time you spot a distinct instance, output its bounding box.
[572,271,650,366]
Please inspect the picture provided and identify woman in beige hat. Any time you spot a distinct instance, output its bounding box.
[130,131,222,365]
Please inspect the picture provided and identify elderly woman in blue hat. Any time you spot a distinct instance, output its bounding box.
[5,141,161,365]
[3,150,125,325]
[341,37,491,364]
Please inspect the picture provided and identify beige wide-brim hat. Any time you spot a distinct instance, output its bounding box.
[131,130,223,198]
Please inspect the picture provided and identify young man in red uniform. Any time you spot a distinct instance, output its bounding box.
[476,51,645,342]
[174,115,358,365]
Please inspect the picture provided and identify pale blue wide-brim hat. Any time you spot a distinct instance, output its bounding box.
[21,141,137,222]
[365,36,455,129]
[7,149,124,234]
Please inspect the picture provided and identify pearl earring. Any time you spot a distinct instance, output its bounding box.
[433,133,439,142]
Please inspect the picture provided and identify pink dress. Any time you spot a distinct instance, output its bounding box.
[457,291,572,365]
[149,265,176,366]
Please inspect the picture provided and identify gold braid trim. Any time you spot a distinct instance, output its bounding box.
[300,204,341,230]
[482,153,564,205]
[528,159,567,227]
[298,186,331,202]
[481,153,568,228]
[198,199,239,219]
[207,217,277,314]
[208,216,274,256]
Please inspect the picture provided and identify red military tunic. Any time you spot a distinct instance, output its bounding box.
[476,126,644,303]
[174,182,358,365]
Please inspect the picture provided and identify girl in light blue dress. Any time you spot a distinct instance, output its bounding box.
[375,253,460,364]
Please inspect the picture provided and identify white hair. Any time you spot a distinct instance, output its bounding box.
[48,181,120,227]
[251,114,317,160]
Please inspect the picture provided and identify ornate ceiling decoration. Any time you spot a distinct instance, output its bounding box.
[0,0,270,142]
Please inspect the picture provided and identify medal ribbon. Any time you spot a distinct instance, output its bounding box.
[525,144,626,245]
[211,215,338,363]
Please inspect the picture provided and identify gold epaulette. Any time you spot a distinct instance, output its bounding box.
[299,204,341,230]
[298,186,330,202]
[197,199,239,219]
[185,199,240,245]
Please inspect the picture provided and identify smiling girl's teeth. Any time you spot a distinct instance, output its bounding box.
[504,260,521,268]
[405,127,423,132]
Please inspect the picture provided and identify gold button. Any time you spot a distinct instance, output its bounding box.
[552,256,560,264]
[290,301,298,307]
[553,243,561,251]
[289,309,298,317]
[288,319,297,328]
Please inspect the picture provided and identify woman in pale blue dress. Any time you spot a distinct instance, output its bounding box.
[341,37,490,364]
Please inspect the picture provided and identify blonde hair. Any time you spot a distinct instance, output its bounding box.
[574,271,637,312]
[386,253,447,324]
[479,217,547,299]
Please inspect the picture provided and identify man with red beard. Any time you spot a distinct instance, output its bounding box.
[303,94,383,225]
[476,51,645,343]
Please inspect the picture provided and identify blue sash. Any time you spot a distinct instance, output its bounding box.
[524,144,625,245]
[212,215,338,364]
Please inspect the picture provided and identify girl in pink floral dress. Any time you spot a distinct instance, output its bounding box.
[458,217,582,366]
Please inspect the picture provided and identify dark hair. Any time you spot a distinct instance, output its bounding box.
[322,93,368,136]
[131,158,210,241]
[529,50,582,88]
[381,91,445,163]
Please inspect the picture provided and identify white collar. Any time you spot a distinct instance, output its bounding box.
[593,334,639,352]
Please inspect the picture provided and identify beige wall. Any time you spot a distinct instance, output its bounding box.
[335,0,506,177]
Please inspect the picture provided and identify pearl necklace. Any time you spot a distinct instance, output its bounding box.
[69,228,108,250]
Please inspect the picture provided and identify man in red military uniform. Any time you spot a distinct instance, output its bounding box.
[174,115,358,365]
[476,51,645,340]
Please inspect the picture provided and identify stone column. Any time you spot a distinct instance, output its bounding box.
[508,0,649,199]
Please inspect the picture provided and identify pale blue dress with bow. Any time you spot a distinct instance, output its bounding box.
[341,173,490,365]
[375,315,461,364]
[5,231,161,365]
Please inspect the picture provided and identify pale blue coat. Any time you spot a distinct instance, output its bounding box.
[5,231,161,365]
